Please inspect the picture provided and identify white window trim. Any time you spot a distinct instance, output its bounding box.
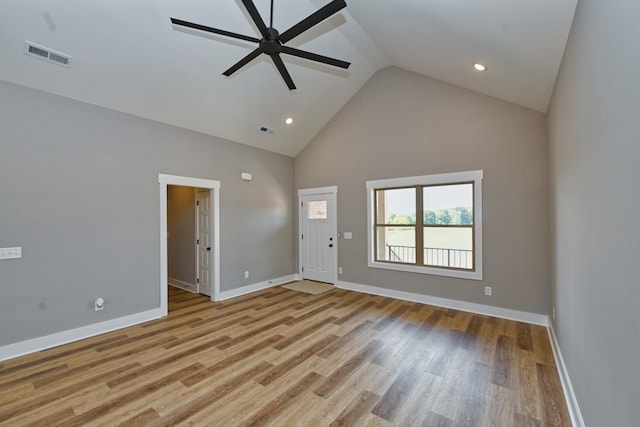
[366,170,483,280]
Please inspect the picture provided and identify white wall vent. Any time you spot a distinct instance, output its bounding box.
[24,41,72,68]
[258,126,275,135]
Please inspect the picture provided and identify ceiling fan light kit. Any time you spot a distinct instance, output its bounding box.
[171,0,351,90]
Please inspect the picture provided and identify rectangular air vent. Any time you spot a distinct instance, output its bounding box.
[258,126,275,135]
[24,41,72,68]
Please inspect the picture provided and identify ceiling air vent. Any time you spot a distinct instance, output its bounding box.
[258,126,275,135]
[24,41,72,68]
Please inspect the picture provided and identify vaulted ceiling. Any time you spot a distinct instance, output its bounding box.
[0,0,577,156]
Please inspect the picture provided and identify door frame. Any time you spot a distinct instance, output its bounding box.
[298,186,338,284]
[160,174,220,316]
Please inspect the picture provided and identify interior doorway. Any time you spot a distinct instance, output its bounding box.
[159,174,220,317]
[167,185,199,294]
[166,186,212,297]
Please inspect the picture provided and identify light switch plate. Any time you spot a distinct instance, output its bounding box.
[0,247,22,260]
[343,232,353,239]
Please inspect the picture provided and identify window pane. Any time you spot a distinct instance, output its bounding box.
[376,226,415,263]
[423,184,473,225]
[376,188,416,224]
[423,227,473,269]
[307,200,327,219]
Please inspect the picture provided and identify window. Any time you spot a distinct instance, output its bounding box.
[367,170,483,280]
[307,200,327,219]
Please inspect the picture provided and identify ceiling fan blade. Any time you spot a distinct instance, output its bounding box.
[222,48,263,76]
[280,46,350,69]
[171,18,259,43]
[271,54,296,90]
[279,0,347,44]
[241,0,271,39]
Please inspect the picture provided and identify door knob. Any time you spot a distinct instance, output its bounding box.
[206,247,211,251]
[329,244,333,248]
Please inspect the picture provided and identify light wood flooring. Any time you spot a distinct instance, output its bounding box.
[0,285,570,426]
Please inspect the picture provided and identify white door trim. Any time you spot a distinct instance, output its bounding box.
[298,186,338,284]
[159,174,221,317]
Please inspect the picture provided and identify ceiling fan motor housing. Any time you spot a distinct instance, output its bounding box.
[261,28,282,55]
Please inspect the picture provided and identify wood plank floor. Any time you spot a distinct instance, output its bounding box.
[0,286,571,426]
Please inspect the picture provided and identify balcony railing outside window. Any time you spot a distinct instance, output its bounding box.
[386,244,472,269]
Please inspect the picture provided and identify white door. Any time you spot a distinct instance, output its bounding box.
[197,190,211,296]
[301,192,336,283]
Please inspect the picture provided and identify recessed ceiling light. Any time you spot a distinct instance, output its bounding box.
[473,63,487,71]
[285,117,294,125]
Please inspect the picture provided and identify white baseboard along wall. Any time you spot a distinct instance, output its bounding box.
[0,274,296,361]
[168,277,196,293]
[0,273,584,427]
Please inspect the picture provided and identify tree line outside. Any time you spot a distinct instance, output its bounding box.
[386,207,473,226]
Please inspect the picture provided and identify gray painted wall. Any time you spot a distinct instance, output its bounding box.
[295,67,550,315]
[167,186,196,286]
[548,0,640,425]
[0,80,295,346]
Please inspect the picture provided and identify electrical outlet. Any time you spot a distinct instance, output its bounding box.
[552,306,556,321]
[244,271,249,279]
[338,267,343,275]
[95,298,105,311]
[484,286,492,296]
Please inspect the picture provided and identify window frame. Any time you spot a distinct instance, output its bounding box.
[366,170,483,280]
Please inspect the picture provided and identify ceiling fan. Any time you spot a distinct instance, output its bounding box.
[170,0,351,90]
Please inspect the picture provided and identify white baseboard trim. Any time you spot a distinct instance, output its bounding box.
[0,308,163,362]
[336,281,549,326]
[547,324,585,427]
[168,277,196,293]
[0,277,549,364]
[219,274,298,301]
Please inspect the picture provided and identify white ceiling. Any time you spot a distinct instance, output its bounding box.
[0,0,577,157]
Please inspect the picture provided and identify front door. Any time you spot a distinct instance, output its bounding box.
[197,190,211,296]
[301,192,336,283]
